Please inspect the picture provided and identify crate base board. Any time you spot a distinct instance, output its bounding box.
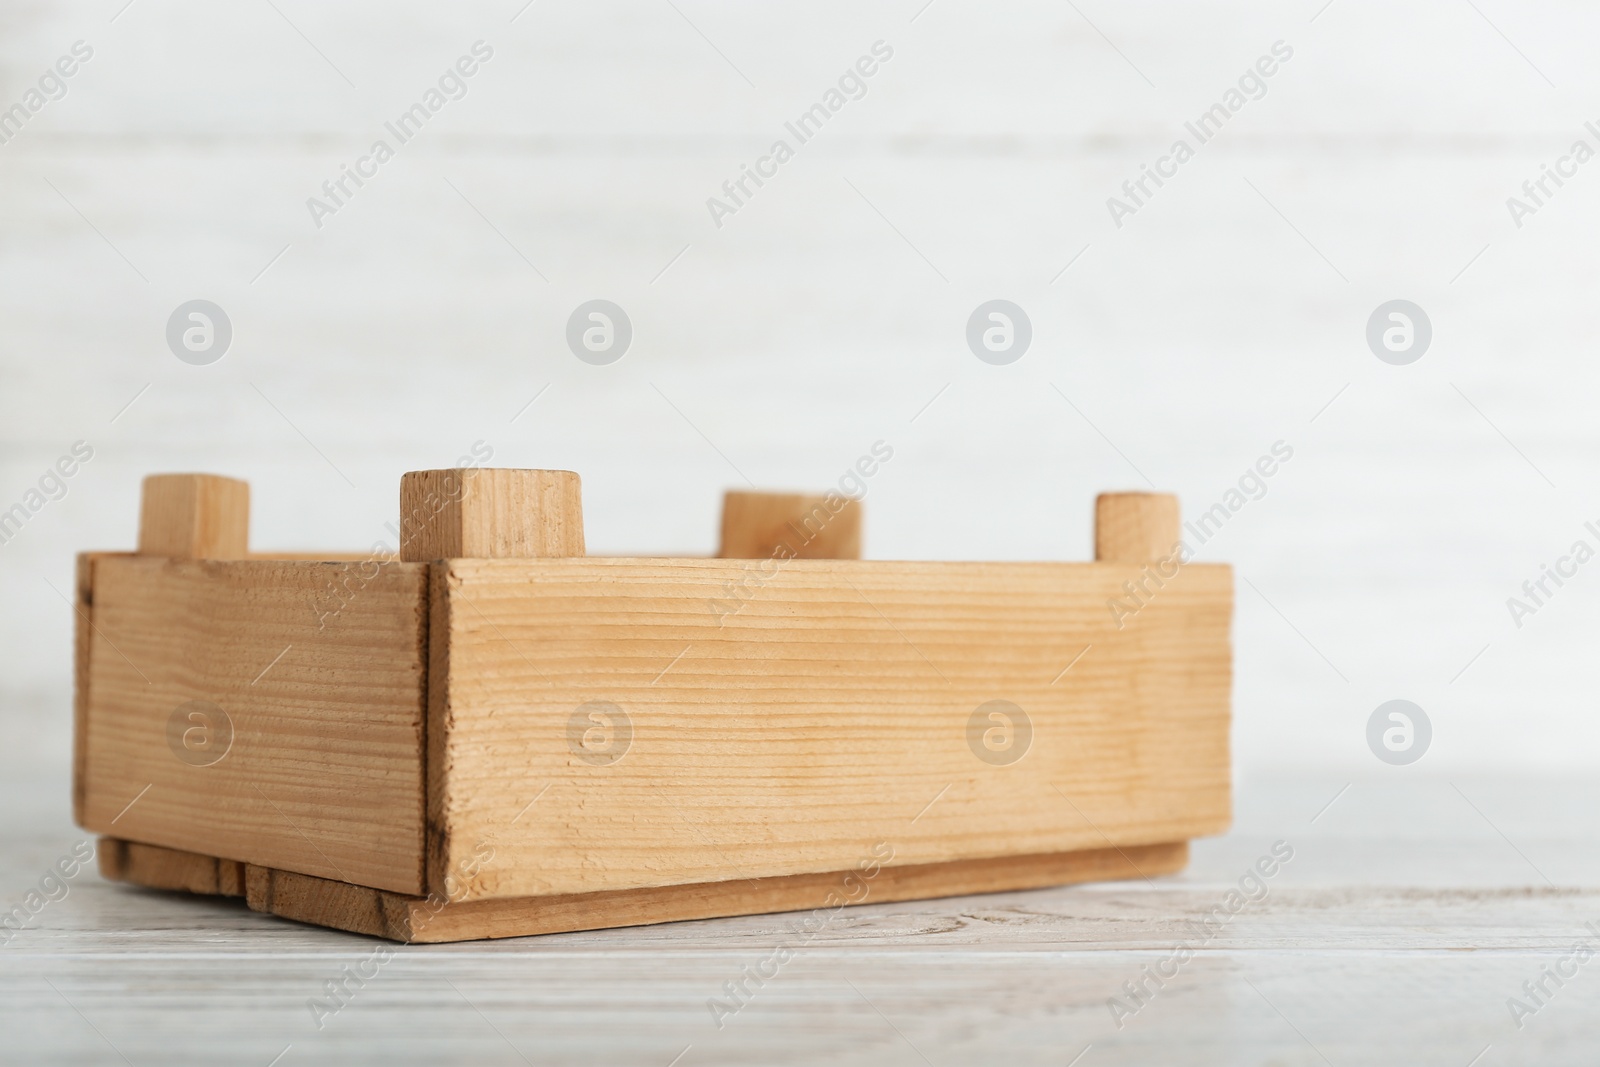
[98,837,246,897]
[97,836,1189,943]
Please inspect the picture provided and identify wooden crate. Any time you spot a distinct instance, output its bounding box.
[76,470,1232,942]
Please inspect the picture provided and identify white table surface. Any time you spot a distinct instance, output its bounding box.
[3,762,1596,1066]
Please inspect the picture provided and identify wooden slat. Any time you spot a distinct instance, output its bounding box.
[72,550,139,825]
[98,837,245,897]
[248,841,1188,943]
[79,558,430,894]
[246,862,400,937]
[429,557,1231,902]
[72,553,97,825]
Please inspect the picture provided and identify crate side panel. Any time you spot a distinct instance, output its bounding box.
[434,557,1231,901]
[80,558,429,894]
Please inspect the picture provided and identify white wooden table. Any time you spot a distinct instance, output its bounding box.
[3,765,1596,1065]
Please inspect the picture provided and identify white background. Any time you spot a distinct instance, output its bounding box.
[3,0,1596,780]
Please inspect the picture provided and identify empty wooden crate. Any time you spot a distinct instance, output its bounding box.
[76,469,1232,941]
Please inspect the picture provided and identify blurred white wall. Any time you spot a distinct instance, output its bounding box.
[2,0,1596,777]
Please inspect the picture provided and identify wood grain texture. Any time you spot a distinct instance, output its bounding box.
[718,491,862,560]
[99,836,245,897]
[137,474,250,560]
[78,557,430,894]
[429,557,1231,902]
[1095,493,1180,563]
[247,841,1187,943]
[245,861,401,939]
[399,468,584,562]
